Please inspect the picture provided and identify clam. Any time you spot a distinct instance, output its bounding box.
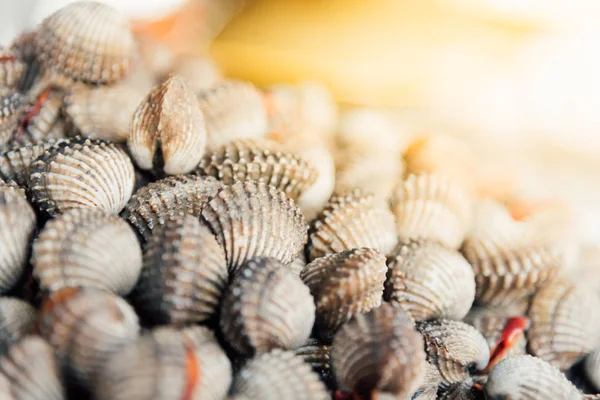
[331,303,426,400]
[384,240,476,322]
[0,48,24,89]
[201,180,307,274]
[171,55,222,93]
[294,338,332,382]
[584,349,600,391]
[305,188,398,262]
[220,257,315,356]
[32,208,142,295]
[0,138,65,187]
[130,214,228,326]
[15,87,65,146]
[289,252,308,275]
[0,298,36,355]
[294,146,336,221]
[300,247,387,341]
[128,76,207,176]
[28,137,136,216]
[0,91,24,149]
[9,31,39,93]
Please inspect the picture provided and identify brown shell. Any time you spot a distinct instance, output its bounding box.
[28,137,136,216]
[0,183,36,293]
[526,279,600,370]
[171,55,222,93]
[294,338,332,378]
[0,48,24,89]
[121,175,222,242]
[294,146,336,221]
[39,287,140,387]
[229,349,329,400]
[390,173,473,250]
[9,31,39,93]
[194,139,318,201]
[485,355,580,400]
[331,303,426,400]
[0,298,36,354]
[220,257,315,356]
[14,88,65,146]
[35,1,134,84]
[0,336,65,400]
[384,240,475,322]
[584,349,600,391]
[306,188,398,262]
[201,180,307,274]
[95,326,232,400]
[438,381,479,400]
[0,138,65,187]
[130,214,228,325]
[300,247,387,341]
[0,92,24,149]
[128,76,207,175]
[32,208,142,295]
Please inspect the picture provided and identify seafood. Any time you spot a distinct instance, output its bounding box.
[584,349,600,391]
[0,138,65,187]
[0,298,36,354]
[294,146,336,221]
[294,338,332,383]
[0,48,24,89]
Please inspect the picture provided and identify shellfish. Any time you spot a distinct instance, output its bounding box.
[0,298,36,355]
[0,91,24,149]
[0,48,24,89]
[9,31,39,93]
[584,349,600,391]
[294,337,332,383]
[0,138,65,187]
[13,88,65,147]
[294,146,336,221]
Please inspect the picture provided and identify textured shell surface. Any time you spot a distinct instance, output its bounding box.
[0,92,24,149]
[0,48,24,89]
[390,173,473,250]
[294,337,331,376]
[28,137,135,216]
[384,240,476,322]
[294,146,335,221]
[0,298,36,355]
[128,75,207,175]
[300,247,387,341]
[121,174,222,242]
[306,188,398,262]
[220,257,315,356]
[130,214,228,325]
[9,31,39,93]
[438,381,479,400]
[585,349,600,391]
[35,1,134,84]
[485,355,580,400]
[15,88,65,147]
[331,303,426,400]
[289,252,308,275]
[201,180,307,274]
[229,349,329,400]
[0,138,66,187]
[32,208,142,295]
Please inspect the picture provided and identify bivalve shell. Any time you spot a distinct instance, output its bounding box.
[171,55,222,93]
[15,88,65,146]
[0,298,36,355]
[9,32,39,93]
[294,146,335,221]
[0,138,65,187]
[0,92,24,149]
[584,349,600,391]
[0,48,24,89]
[294,338,332,383]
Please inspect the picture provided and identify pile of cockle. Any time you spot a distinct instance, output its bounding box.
[0,1,598,399]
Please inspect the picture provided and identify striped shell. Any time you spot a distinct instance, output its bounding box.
[331,303,426,400]
[95,326,232,400]
[584,349,600,391]
[220,257,315,356]
[390,173,473,250]
[485,355,580,400]
[128,76,207,175]
[13,88,65,147]
[0,48,24,89]
[306,188,398,262]
[438,381,479,400]
[0,138,65,186]
[201,180,307,274]
[32,208,142,295]
[39,287,140,387]
[230,349,329,400]
[0,92,24,149]
[130,214,228,326]
[294,338,332,381]
[300,247,387,341]
[35,1,134,84]
[9,31,39,93]
[121,175,222,242]
[29,137,135,216]
[0,298,36,355]
[384,240,476,322]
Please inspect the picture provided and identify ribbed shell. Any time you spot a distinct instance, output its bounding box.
[527,279,600,370]
[331,303,426,400]
[306,188,398,262]
[128,76,207,175]
[121,174,222,242]
[35,1,134,84]
[15,88,65,146]
[0,138,65,187]
[0,92,24,149]
[95,326,232,400]
[0,48,24,89]
[0,183,36,293]
[295,146,336,222]
[39,287,140,387]
[438,381,478,400]
[416,319,490,386]
[485,355,580,400]
[289,252,307,275]
[131,214,228,325]
[32,208,142,295]
[300,247,387,341]
[390,173,473,250]
[198,80,268,150]
[384,240,476,322]
[9,32,39,93]
[294,338,331,378]
[229,349,329,400]
[0,336,65,400]
[194,139,318,200]
[0,298,36,355]
[28,137,135,216]
[220,257,315,356]
[201,180,307,274]
[584,349,600,390]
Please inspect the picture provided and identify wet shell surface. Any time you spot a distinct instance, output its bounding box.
[201,180,307,274]
[584,349,600,390]
[300,247,387,341]
[220,257,315,356]
[32,208,142,295]
[0,298,36,355]
[35,1,134,84]
[384,240,476,322]
[28,137,135,216]
[194,139,318,201]
[229,349,329,400]
[128,76,207,175]
[0,48,24,89]
[0,138,65,187]
[331,303,426,400]
[306,188,398,262]
[131,214,228,326]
